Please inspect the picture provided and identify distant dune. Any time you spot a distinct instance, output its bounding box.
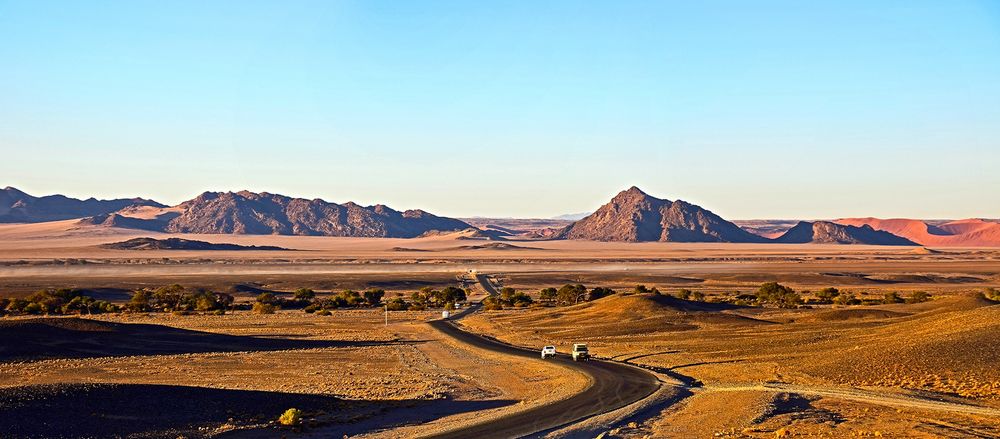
[837,218,1000,247]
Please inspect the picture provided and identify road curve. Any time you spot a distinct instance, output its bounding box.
[422,274,661,439]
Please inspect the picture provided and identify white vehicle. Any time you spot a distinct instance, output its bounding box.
[540,345,557,359]
[571,343,590,361]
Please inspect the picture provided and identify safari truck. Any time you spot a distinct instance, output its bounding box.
[540,345,557,359]
[571,343,590,361]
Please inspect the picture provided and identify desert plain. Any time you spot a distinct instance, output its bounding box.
[2,221,1000,438]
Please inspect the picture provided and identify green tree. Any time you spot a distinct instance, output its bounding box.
[588,287,615,301]
[833,292,860,305]
[815,287,840,302]
[293,288,316,300]
[539,288,558,302]
[756,282,801,308]
[256,292,278,305]
[385,297,409,311]
[556,284,587,305]
[127,289,152,312]
[363,288,386,306]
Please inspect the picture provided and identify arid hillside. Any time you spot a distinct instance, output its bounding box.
[82,191,473,238]
[774,221,917,245]
[558,187,768,243]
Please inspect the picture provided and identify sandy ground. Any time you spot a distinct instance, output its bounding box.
[3,222,1000,437]
[462,292,1000,438]
[0,310,587,438]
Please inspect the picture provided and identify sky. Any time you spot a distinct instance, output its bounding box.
[1,1,999,219]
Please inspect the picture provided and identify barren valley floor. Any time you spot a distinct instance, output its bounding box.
[1,230,999,437]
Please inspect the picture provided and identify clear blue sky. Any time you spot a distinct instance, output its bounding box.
[2,1,998,219]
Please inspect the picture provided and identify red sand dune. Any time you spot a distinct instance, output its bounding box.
[836,218,1000,247]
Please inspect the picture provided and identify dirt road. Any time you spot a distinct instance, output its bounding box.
[422,275,661,439]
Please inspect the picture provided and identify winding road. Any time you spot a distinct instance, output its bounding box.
[423,274,661,439]
[423,273,1000,438]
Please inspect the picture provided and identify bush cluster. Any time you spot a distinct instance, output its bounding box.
[754,282,803,308]
[128,284,235,313]
[1,289,119,316]
[301,288,386,313]
[484,287,534,310]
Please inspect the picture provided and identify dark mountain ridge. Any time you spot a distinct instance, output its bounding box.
[773,221,918,245]
[1,187,163,223]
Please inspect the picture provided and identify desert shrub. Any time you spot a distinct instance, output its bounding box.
[278,408,302,426]
[882,292,904,304]
[363,288,386,306]
[756,282,802,308]
[5,298,29,313]
[906,291,930,304]
[336,289,364,307]
[490,289,533,307]
[983,288,1000,302]
[633,284,660,295]
[252,302,278,314]
[588,287,615,301]
[444,302,456,311]
[833,292,861,305]
[256,292,278,305]
[815,287,840,302]
[303,303,320,313]
[127,289,153,312]
[691,291,705,301]
[293,288,316,300]
[23,302,44,314]
[26,288,83,314]
[385,297,409,311]
[675,289,693,300]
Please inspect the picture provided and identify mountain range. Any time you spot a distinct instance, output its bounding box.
[80,190,473,238]
[2,185,996,245]
[1,186,163,223]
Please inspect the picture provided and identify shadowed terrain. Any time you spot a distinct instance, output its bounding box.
[0,318,394,362]
[0,383,516,439]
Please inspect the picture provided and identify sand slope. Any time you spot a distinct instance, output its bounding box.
[837,218,1000,247]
